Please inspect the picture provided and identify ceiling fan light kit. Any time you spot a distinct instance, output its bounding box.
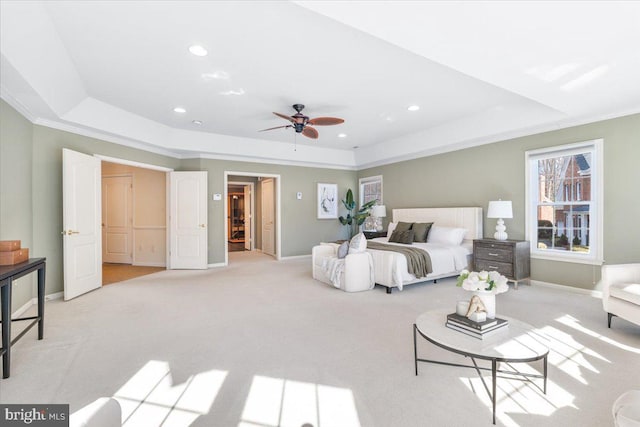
[259,104,344,140]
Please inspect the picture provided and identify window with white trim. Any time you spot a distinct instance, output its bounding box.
[359,175,382,206]
[525,139,603,264]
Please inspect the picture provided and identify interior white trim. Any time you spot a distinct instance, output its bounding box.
[93,155,173,172]
[530,279,603,298]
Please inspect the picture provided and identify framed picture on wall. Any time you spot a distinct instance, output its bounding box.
[317,183,338,219]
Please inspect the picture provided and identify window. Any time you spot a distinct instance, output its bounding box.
[525,139,603,264]
[359,175,382,206]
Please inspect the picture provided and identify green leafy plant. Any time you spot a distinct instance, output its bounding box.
[338,189,377,238]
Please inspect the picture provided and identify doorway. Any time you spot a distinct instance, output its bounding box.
[227,181,254,253]
[224,172,280,265]
[100,160,168,284]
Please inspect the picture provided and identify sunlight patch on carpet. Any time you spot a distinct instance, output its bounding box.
[240,375,360,427]
[109,360,227,426]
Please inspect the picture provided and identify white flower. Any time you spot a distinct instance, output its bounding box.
[456,269,509,294]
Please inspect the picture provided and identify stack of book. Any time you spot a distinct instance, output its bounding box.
[446,312,509,339]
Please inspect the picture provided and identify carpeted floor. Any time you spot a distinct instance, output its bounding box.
[2,251,639,426]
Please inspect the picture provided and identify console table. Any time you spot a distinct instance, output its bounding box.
[0,257,46,378]
[414,309,548,424]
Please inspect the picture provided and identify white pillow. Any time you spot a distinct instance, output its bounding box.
[386,222,397,237]
[348,232,367,254]
[426,225,467,246]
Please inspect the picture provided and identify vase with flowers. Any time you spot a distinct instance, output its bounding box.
[456,269,509,319]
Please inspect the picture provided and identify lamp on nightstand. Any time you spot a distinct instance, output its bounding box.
[487,200,512,241]
[370,205,387,232]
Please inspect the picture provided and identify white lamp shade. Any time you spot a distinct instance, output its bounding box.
[370,205,387,218]
[487,200,513,219]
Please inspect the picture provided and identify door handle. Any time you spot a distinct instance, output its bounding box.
[61,230,80,235]
[199,224,206,228]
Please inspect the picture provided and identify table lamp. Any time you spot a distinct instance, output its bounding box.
[370,205,387,232]
[487,200,512,240]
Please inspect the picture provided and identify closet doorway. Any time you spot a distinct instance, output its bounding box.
[225,172,280,264]
[228,181,254,252]
[101,160,168,284]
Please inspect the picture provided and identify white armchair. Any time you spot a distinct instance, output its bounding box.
[312,243,375,292]
[601,263,640,328]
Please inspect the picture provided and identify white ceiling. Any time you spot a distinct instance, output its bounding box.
[1,1,639,169]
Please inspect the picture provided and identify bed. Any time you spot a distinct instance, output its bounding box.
[367,207,483,293]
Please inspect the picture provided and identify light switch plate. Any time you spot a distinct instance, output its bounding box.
[296,192,302,200]
[213,193,222,201]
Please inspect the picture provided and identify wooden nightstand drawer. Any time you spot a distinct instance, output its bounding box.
[475,246,513,263]
[474,259,514,278]
[473,238,530,286]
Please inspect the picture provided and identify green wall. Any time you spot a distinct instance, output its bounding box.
[359,113,640,290]
[1,100,357,304]
[0,101,34,311]
[182,158,356,264]
[4,96,638,306]
[31,123,182,300]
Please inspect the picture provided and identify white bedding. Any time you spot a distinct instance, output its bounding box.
[367,237,472,290]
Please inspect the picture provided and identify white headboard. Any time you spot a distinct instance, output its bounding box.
[392,207,483,242]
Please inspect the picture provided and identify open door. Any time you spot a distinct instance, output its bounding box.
[244,184,252,251]
[261,178,275,256]
[169,171,208,269]
[63,149,102,300]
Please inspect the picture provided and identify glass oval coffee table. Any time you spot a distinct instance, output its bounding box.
[413,309,549,425]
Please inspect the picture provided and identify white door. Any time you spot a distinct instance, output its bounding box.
[244,184,252,251]
[102,176,133,264]
[63,148,102,300]
[261,178,275,256]
[169,171,208,269]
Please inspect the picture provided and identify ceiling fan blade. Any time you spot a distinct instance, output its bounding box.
[273,112,295,123]
[307,117,344,126]
[302,126,319,139]
[259,125,291,132]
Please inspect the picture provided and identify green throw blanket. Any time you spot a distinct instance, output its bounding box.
[367,241,433,278]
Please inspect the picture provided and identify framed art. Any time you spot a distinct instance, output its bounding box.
[317,183,338,219]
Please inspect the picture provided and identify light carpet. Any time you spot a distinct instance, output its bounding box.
[1,251,639,427]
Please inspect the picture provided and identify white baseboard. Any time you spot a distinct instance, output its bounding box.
[208,262,226,268]
[530,279,603,298]
[12,299,34,318]
[280,254,312,260]
[12,291,64,317]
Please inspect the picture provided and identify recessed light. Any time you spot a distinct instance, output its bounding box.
[173,107,186,113]
[407,105,420,111]
[219,88,245,96]
[192,120,203,125]
[189,45,208,56]
[338,133,347,138]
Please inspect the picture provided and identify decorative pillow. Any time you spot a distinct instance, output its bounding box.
[337,241,349,259]
[388,229,415,244]
[412,222,433,242]
[348,232,367,254]
[395,221,413,232]
[427,226,467,246]
[386,222,397,236]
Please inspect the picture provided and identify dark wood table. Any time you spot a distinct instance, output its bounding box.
[0,257,46,378]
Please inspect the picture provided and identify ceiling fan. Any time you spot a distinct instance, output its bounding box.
[259,104,344,139]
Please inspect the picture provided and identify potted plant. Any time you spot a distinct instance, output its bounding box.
[338,189,376,238]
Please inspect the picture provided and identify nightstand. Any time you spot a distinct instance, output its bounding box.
[363,230,387,240]
[473,239,530,289]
